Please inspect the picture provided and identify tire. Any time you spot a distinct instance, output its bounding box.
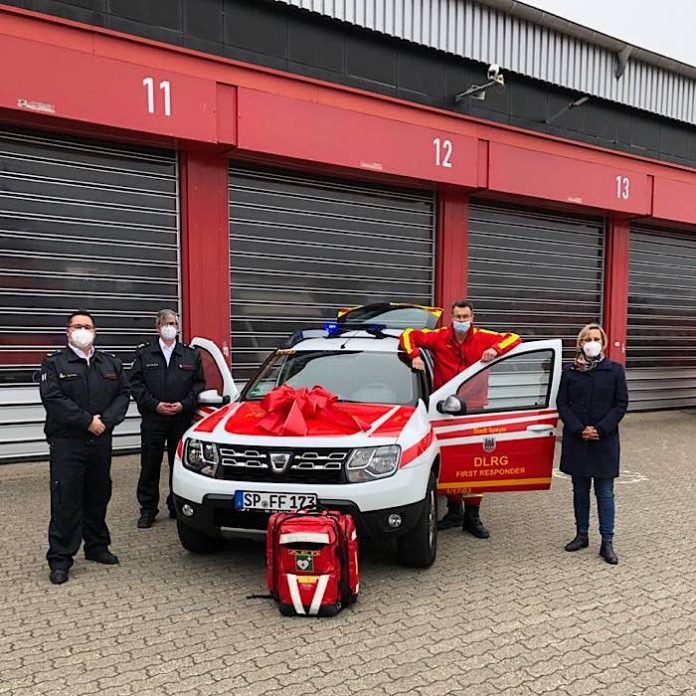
[396,473,438,568]
[176,519,223,554]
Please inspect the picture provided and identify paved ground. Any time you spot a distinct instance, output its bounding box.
[1,411,694,696]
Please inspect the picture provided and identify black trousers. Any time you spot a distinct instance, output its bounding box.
[137,415,191,515]
[47,435,113,570]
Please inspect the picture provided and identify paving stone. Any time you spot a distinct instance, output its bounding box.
[1,412,694,695]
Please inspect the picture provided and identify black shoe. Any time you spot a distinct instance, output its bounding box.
[462,506,490,538]
[137,511,156,529]
[49,568,69,585]
[437,502,464,530]
[85,549,119,565]
[565,532,589,552]
[600,542,618,565]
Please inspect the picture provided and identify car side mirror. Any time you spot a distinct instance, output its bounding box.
[198,389,230,405]
[436,395,467,415]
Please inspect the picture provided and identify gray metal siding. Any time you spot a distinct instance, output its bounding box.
[627,226,696,411]
[468,203,604,360]
[229,166,435,380]
[276,0,696,126]
[0,128,179,462]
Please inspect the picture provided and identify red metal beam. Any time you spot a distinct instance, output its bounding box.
[604,216,631,364]
[489,143,653,215]
[236,88,479,187]
[180,149,231,360]
[435,191,469,322]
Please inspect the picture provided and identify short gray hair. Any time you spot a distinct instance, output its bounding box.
[155,309,178,326]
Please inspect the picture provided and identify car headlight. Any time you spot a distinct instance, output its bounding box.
[346,445,401,483]
[184,438,220,477]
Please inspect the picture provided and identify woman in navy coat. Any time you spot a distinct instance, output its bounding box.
[558,323,629,565]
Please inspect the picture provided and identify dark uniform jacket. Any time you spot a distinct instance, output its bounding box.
[558,358,629,479]
[128,340,205,418]
[39,348,130,440]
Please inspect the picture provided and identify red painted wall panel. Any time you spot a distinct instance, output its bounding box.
[236,88,479,187]
[0,33,219,142]
[653,177,696,225]
[489,143,653,215]
[180,150,231,358]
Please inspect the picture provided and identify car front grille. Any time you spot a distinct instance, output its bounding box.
[216,447,350,484]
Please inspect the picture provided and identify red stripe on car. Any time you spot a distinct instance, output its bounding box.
[430,409,557,428]
[435,416,558,440]
[194,404,235,433]
[400,430,435,468]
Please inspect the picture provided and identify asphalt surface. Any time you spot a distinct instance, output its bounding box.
[1,410,694,695]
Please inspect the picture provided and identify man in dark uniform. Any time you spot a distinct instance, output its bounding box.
[40,311,129,585]
[129,309,205,528]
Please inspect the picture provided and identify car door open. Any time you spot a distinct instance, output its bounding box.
[190,337,238,418]
[429,339,562,495]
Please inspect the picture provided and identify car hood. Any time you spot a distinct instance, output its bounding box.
[190,400,417,447]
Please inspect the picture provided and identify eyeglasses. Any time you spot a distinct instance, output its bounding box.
[68,324,95,330]
[159,321,178,327]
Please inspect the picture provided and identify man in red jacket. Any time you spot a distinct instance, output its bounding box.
[400,300,521,537]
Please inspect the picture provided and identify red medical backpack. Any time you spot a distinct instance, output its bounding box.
[266,509,359,617]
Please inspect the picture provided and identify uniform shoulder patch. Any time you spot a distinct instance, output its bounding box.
[136,342,149,349]
[45,350,61,358]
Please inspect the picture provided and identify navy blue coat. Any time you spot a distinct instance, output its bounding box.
[558,358,629,479]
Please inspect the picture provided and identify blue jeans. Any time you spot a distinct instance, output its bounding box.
[571,476,615,543]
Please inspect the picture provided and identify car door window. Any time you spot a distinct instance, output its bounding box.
[455,350,554,414]
[196,346,225,394]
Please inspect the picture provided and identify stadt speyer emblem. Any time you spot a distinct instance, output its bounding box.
[482,436,496,453]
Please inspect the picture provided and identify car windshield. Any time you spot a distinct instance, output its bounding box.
[243,350,420,406]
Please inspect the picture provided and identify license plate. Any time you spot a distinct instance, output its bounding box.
[234,491,318,513]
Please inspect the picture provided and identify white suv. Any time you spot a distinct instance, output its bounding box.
[172,304,561,568]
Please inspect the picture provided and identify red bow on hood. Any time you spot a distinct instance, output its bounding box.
[258,384,368,437]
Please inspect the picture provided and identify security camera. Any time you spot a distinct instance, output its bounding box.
[453,64,506,103]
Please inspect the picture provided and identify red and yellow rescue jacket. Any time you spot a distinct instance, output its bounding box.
[399,324,522,390]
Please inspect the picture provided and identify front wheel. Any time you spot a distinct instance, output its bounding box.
[176,519,223,554]
[396,473,438,568]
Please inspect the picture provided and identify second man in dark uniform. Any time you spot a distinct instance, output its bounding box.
[129,309,205,528]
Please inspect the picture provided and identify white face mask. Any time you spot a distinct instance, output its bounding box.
[70,328,94,350]
[583,340,602,358]
[160,325,178,341]
[453,320,472,334]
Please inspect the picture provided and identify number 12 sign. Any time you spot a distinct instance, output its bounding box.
[433,137,453,168]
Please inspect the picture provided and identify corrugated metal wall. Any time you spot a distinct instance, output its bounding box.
[627,226,696,411]
[229,165,435,381]
[468,203,604,360]
[275,0,696,125]
[0,127,180,461]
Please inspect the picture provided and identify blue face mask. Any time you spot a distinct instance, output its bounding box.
[453,320,471,334]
